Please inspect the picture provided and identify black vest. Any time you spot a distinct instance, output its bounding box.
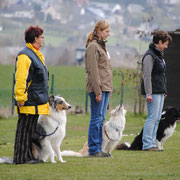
[141,44,167,95]
[15,47,49,106]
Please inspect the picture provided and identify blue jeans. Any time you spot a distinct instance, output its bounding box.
[88,91,110,154]
[142,94,164,150]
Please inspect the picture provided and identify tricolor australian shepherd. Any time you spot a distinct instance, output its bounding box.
[116,106,180,151]
[32,95,71,163]
[0,95,71,164]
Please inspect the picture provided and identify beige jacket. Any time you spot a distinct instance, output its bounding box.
[85,40,112,96]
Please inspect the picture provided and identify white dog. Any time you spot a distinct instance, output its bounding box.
[61,104,127,157]
[32,95,71,163]
[101,104,127,154]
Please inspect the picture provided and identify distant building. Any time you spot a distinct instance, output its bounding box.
[42,6,61,21]
[127,4,144,13]
[1,2,35,19]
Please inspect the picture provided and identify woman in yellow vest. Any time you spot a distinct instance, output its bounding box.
[13,26,49,164]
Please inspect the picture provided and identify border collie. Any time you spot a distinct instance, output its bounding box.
[116,106,180,151]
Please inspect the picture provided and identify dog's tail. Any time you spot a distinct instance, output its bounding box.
[116,142,130,150]
[61,141,88,157]
[61,151,84,157]
[0,157,13,164]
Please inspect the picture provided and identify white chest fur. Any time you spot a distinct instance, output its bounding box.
[162,123,176,142]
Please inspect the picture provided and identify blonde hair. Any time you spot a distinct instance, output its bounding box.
[85,19,110,47]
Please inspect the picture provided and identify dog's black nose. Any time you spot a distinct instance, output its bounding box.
[68,105,71,109]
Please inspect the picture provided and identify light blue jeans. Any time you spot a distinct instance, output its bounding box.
[142,94,164,150]
[88,91,110,154]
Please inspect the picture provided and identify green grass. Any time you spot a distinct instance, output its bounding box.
[44,30,67,47]
[0,65,137,112]
[0,114,180,180]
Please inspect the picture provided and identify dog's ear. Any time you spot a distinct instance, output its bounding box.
[165,107,179,118]
[49,95,55,105]
[172,107,179,117]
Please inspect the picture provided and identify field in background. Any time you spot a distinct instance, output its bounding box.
[0,64,139,116]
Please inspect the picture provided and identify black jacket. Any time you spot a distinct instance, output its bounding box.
[15,47,49,106]
[141,43,167,95]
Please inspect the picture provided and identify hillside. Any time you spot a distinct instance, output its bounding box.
[0,0,179,68]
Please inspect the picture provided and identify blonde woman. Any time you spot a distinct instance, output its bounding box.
[85,20,112,157]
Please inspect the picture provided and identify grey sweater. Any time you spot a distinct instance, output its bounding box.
[142,54,154,95]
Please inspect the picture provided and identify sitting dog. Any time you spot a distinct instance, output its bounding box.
[61,104,127,157]
[32,95,71,163]
[116,106,180,151]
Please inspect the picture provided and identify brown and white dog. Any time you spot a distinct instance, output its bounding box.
[32,95,71,163]
[61,104,127,157]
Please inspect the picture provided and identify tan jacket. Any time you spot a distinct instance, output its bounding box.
[85,40,112,96]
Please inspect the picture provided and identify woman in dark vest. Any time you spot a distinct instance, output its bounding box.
[141,30,172,151]
[13,26,49,164]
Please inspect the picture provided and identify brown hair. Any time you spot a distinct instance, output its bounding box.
[85,19,110,47]
[152,30,172,44]
[25,25,43,43]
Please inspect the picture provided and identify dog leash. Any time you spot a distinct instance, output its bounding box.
[36,126,59,137]
[103,125,118,141]
[120,73,124,105]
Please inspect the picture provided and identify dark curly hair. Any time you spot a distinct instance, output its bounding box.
[24,26,43,43]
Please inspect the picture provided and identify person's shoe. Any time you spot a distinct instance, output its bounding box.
[152,147,161,151]
[88,151,109,157]
[26,159,44,164]
[143,147,161,151]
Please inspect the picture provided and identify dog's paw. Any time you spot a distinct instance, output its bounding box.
[51,160,57,163]
[58,159,66,163]
[58,156,66,163]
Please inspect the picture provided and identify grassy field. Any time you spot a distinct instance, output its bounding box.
[0,65,137,113]
[0,113,180,180]
[1,64,179,179]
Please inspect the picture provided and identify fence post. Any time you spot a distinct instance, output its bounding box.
[11,73,15,115]
[134,61,141,115]
[85,92,88,114]
[50,74,54,94]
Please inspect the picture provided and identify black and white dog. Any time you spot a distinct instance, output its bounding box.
[116,106,180,151]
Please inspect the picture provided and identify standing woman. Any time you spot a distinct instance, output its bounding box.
[85,20,112,157]
[13,26,49,164]
[141,30,172,151]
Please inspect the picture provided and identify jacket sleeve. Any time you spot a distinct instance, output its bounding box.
[14,54,31,103]
[142,54,154,95]
[86,44,102,96]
